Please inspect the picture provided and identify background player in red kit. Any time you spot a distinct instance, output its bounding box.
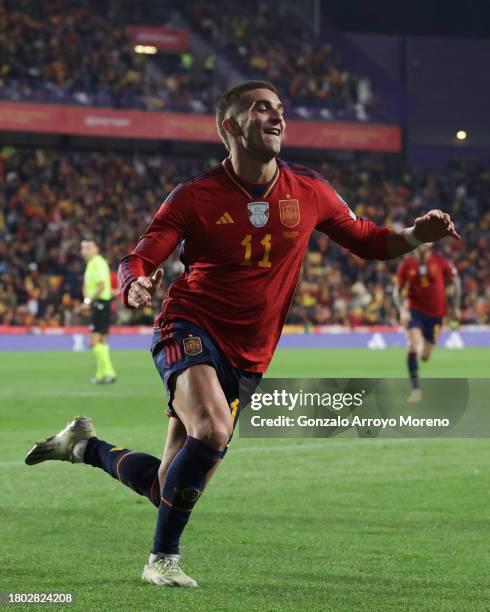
[394,243,461,402]
[26,81,460,588]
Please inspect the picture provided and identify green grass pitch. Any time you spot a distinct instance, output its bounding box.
[1,347,489,611]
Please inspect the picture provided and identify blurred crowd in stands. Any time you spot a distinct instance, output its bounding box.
[289,158,488,327]
[0,0,226,113]
[0,0,379,121]
[183,0,379,121]
[1,147,488,328]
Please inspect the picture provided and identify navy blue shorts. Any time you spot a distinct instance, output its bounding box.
[408,309,443,343]
[151,319,262,430]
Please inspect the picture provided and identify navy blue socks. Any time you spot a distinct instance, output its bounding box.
[84,438,161,507]
[408,351,419,389]
[84,435,224,555]
[152,436,224,555]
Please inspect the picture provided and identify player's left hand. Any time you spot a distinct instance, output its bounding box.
[413,210,461,242]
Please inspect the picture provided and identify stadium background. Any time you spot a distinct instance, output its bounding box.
[1,1,489,610]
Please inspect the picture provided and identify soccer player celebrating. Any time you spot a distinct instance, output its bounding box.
[394,243,461,402]
[26,81,459,587]
[80,238,117,384]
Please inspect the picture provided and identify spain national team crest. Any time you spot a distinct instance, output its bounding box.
[247,202,269,228]
[183,335,203,356]
[279,199,300,228]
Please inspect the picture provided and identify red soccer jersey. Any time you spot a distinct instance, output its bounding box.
[397,254,456,317]
[119,159,391,372]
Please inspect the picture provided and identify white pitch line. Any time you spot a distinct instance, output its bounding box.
[0,437,460,469]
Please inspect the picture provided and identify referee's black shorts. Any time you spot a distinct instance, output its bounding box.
[89,300,112,334]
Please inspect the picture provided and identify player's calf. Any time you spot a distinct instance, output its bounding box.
[158,417,187,490]
[25,417,163,507]
[84,439,161,506]
[153,435,225,556]
[421,340,435,362]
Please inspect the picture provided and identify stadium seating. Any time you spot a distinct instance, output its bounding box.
[0,0,380,120]
[181,0,381,120]
[0,1,226,113]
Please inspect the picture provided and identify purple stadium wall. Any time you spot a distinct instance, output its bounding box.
[1,328,488,352]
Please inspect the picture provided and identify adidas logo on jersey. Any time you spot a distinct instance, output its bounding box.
[216,212,234,224]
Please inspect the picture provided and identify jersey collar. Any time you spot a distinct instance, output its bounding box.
[221,158,280,200]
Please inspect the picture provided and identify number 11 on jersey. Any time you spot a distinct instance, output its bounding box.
[240,234,272,268]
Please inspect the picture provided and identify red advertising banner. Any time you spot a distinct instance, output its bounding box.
[125,26,188,52]
[0,102,401,152]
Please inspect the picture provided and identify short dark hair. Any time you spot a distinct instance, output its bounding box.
[81,235,97,244]
[216,80,279,151]
[81,236,100,251]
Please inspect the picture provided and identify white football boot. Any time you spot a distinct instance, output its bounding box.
[25,417,96,465]
[142,554,198,588]
[407,388,422,403]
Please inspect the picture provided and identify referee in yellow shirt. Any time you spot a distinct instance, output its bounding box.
[81,238,117,384]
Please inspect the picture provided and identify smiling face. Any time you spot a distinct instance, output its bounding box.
[225,88,286,162]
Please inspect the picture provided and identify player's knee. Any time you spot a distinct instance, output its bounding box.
[194,416,232,450]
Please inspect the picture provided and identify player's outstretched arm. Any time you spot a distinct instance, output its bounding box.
[316,181,460,261]
[127,269,163,309]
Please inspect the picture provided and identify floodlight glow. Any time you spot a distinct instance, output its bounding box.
[134,45,157,55]
[456,130,467,140]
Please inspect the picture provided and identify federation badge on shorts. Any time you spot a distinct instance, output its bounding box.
[279,199,300,228]
[183,335,203,356]
[247,202,269,227]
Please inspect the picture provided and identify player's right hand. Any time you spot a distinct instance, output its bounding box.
[128,268,163,308]
[399,308,410,325]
